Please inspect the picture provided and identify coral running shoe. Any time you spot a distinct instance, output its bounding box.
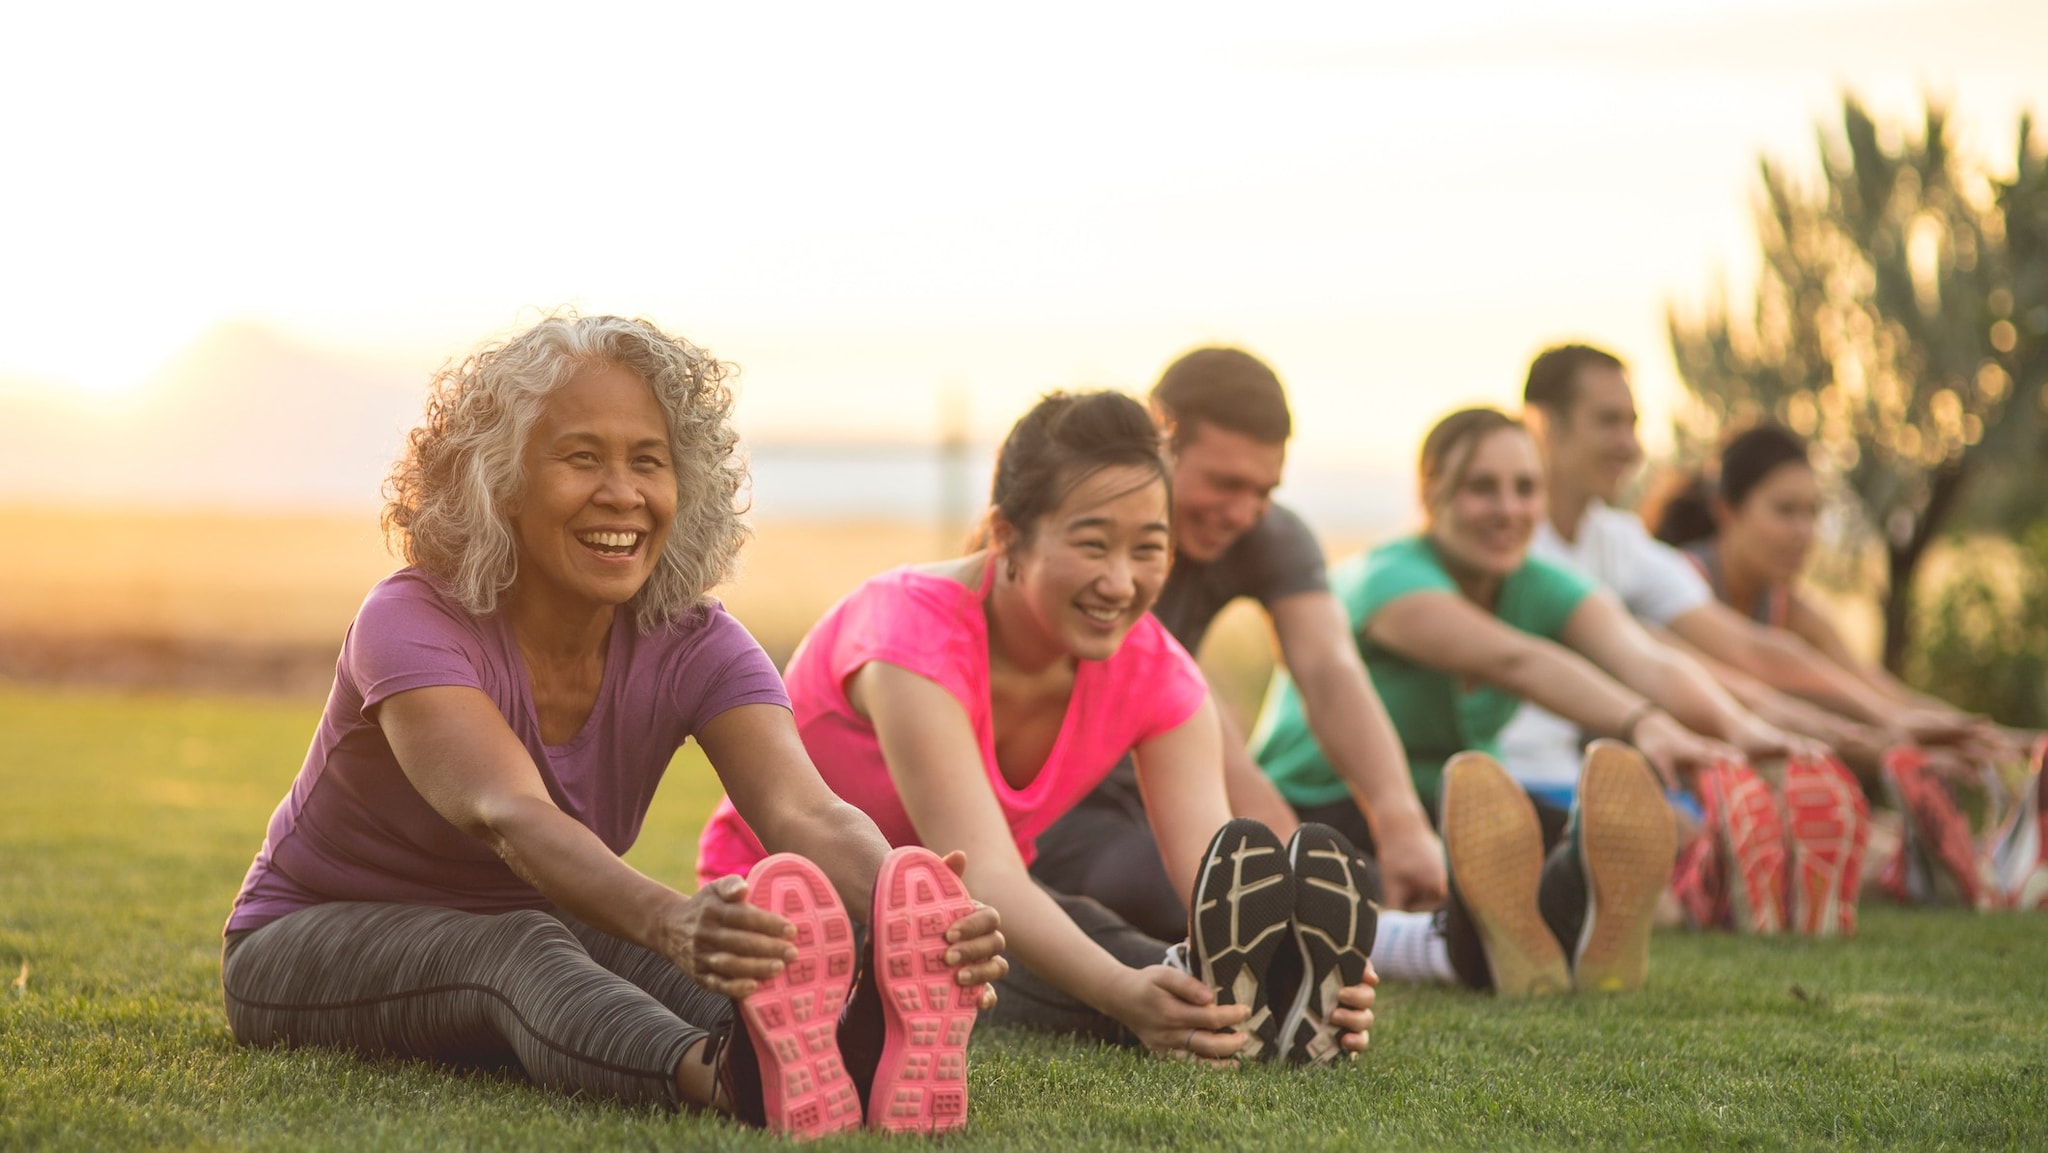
[867,846,981,1133]
[1698,760,1787,935]
[1669,830,1725,931]
[736,854,862,1138]
[1782,755,1870,937]
[1882,746,1997,911]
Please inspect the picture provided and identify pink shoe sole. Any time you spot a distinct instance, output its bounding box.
[739,854,861,1138]
[1783,756,1869,937]
[1706,762,1788,935]
[869,847,980,1133]
[1883,746,1997,911]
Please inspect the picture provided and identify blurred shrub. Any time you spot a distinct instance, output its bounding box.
[1909,525,2048,727]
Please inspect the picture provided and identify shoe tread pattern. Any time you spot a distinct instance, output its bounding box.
[1884,747,1997,911]
[1783,756,1868,937]
[739,854,861,1138]
[869,847,979,1133]
[1280,823,1375,1065]
[1190,819,1295,1060]
[1441,753,1568,998]
[1706,761,1787,935]
[1574,743,1678,992]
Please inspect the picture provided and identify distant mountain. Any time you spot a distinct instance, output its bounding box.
[0,323,1412,533]
[0,323,426,510]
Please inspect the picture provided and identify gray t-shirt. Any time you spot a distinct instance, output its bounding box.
[1151,502,1330,653]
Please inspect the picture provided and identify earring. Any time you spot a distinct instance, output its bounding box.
[1006,560,1018,581]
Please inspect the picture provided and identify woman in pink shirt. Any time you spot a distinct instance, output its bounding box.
[702,391,1379,1066]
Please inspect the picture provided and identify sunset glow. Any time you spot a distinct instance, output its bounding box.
[4,0,2045,493]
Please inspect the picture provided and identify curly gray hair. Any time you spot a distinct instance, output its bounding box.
[382,314,747,633]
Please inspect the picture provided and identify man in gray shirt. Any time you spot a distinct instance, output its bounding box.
[1030,348,1445,939]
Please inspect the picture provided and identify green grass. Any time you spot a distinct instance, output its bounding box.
[2,687,2043,1151]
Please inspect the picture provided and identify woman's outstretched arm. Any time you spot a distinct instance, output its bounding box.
[1560,592,1813,762]
[701,702,1007,995]
[1366,590,1738,786]
[851,661,1251,1061]
[379,686,794,998]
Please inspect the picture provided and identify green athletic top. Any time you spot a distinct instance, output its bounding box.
[1249,534,1595,806]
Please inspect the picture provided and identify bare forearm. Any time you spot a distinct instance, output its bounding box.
[748,795,891,918]
[1219,713,1298,838]
[1293,662,1428,830]
[1494,647,1646,738]
[1728,679,1882,754]
[480,794,686,951]
[1765,640,1896,722]
[1223,744,1300,838]
[1632,650,1752,744]
[961,858,1139,1018]
[1672,611,1891,723]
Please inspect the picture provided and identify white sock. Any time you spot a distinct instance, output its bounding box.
[1162,940,1193,976]
[1371,910,1458,985]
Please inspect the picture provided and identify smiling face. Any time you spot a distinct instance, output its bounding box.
[1167,422,1286,563]
[998,463,1173,663]
[508,361,677,619]
[1427,426,1543,583]
[1546,363,1644,504]
[1717,461,1818,586]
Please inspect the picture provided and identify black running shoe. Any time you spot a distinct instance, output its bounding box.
[1189,818,1295,1061]
[1277,823,1377,1065]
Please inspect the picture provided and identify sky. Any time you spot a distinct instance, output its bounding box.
[2,0,2045,516]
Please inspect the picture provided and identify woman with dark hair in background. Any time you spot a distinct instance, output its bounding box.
[1651,422,2045,912]
[221,315,1007,1138]
[699,390,1382,1068]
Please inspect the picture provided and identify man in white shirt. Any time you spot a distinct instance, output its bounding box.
[1504,344,1835,800]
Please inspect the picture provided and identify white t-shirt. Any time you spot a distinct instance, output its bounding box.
[1499,504,1714,799]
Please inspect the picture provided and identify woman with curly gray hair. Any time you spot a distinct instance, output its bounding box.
[219,315,1005,1137]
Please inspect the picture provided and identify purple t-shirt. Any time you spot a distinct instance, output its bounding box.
[227,569,789,933]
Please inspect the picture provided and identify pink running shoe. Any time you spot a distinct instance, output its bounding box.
[1882,746,1997,911]
[868,846,981,1134]
[1670,831,1726,930]
[735,854,862,1138]
[1992,735,2048,911]
[1782,755,1870,937]
[1699,761,1787,935]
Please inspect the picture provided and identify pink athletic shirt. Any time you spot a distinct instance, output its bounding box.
[228,569,788,933]
[696,561,1209,886]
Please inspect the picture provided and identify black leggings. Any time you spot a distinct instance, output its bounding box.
[226,889,1179,1100]
[1029,762,1192,942]
[1294,793,1572,858]
[1032,762,1394,940]
[981,884,1175,1046]
[222,902,728,1107]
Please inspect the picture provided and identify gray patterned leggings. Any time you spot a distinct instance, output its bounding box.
[222,902,729,1107]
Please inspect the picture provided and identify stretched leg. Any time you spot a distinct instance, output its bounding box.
[1030,760,1190,941]
[559,913,734,1030]
[984,883,1170,1046]
[223,902,707,1107]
